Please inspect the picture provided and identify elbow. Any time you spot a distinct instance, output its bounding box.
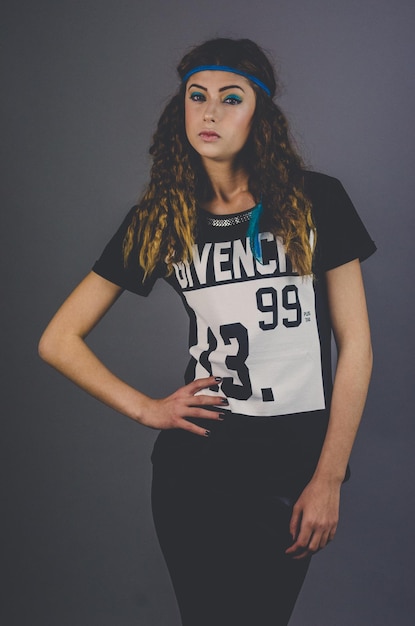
[358,335,373,375]
[362,328,373,367]
[359,335,374,381]
[368,338,373,366]
[38,329,54,364]
[38,327,64,366]
[336,332,373,377]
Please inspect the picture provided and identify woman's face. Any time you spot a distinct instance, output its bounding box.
[184,70,256,166]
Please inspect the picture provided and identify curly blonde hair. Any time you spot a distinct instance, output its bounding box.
[123,38,315,278]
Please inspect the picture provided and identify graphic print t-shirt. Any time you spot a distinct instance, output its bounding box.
[93,172,376,420]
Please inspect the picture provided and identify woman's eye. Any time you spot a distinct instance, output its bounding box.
[223,95,242,105]
[189,92,205,102]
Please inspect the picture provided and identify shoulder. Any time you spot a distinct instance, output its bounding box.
[302,171,377,270]
[302,170,345,203]
[92,204,161,297]
[301,170,357,226]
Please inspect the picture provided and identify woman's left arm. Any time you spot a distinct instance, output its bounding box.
[286,258,373,559]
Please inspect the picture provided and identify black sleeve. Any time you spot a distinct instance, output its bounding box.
[305,172,377,272]
[92,206,163,296]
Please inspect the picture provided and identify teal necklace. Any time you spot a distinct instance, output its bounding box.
[246,201,264,264]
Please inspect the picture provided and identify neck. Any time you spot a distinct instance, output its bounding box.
[201,159,255,215]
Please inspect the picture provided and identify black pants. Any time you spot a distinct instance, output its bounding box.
[151,414,319,626]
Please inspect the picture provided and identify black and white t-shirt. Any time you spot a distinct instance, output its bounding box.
[93,172,376,423]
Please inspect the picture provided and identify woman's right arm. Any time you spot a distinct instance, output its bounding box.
[38,271,223,436]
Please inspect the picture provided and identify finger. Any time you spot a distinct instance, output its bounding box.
[176,418,212,437]
[291,527,333,559]
[328,527,337,542]
[286,541,311,559]
[292,550,312,560]
[286,540,310,557]
[289,506,301,541]
[189,394,229,407]
[286,523,312,557]
[307,530,324,555]
[317,530,331,551]
[186,376,222,394]
[184,407,226,421]
[288,522,337,558]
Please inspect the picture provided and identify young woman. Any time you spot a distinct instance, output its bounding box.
[39,38,376,626]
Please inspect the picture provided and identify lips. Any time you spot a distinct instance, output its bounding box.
[199,130,220,141]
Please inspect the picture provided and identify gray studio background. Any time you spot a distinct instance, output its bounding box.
[2,1,414,624]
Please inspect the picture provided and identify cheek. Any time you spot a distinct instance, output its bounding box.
[184,99,197,121]
[235,111,254,142]
[184,107,197,145]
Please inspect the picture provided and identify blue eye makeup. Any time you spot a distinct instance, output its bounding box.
[188,91,243,104]
[223,93,243,104]
[189,91,206,101]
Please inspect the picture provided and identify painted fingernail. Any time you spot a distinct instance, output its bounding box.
[214,377,222,382]
[218,414,226,421]
[220,398,229,405]
[204,430,211,437]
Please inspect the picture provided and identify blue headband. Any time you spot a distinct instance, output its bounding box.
[182,65,271,97]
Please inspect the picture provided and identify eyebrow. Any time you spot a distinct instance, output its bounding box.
[188,83,245,93]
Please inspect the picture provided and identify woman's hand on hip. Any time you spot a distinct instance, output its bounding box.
[138,376,227,436]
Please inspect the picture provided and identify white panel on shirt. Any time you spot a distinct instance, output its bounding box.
[174,234,325,417]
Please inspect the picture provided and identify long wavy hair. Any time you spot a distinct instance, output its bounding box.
[123,38,315,277]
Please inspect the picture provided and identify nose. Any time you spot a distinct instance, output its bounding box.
[203,100,218,122]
